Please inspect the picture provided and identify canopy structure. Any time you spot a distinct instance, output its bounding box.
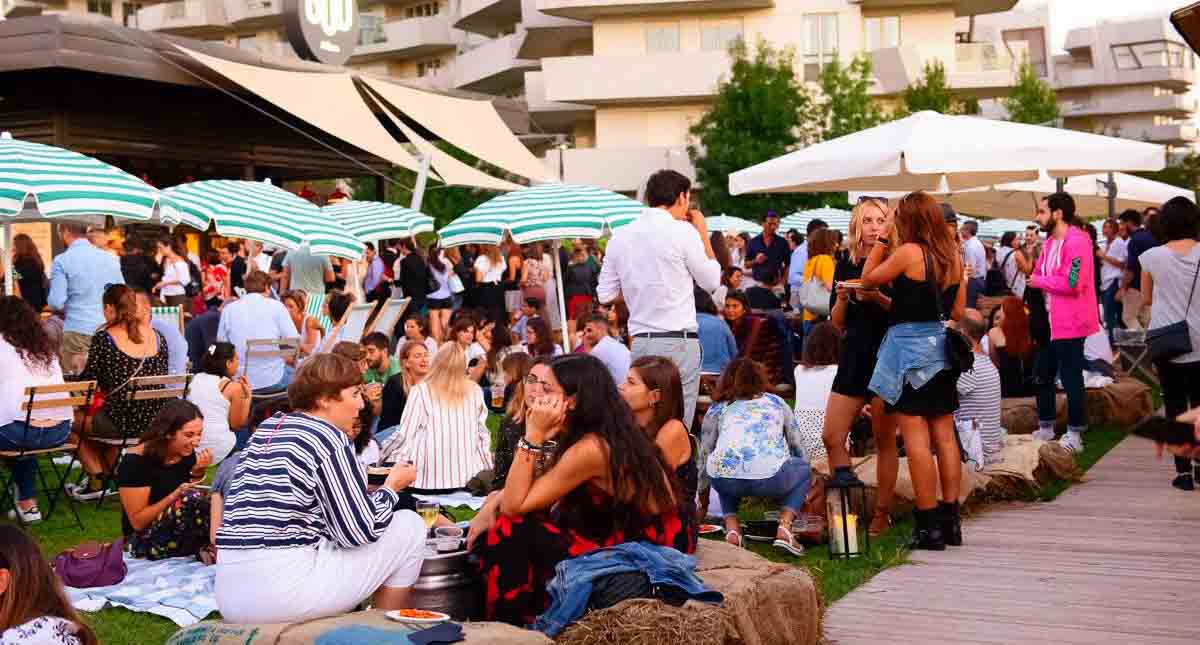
[780,208,852,234]
[324,201,435,243]
[706,215,762,235]
[729,111,1167,195]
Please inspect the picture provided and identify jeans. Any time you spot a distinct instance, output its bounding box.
[253,366,293,396]
[712,457,811,517]
[632,336,701,431]
[1156,360,1200,475]
[0,420,72,501]
[1035,337,1087,429]
[1101,281,1123,341]
[966,276,986,309]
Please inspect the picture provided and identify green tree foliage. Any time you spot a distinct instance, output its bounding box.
[896,60,978,116]
[688,38,824,219]
[1004,59,1060,125]
[1137,152,1200,193]
[818,53,886,141]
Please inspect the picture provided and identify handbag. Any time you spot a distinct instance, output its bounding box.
[425,270,440,295]
[53,538,127,588]
[799,262,831,317]
[985,249,1016,297]
[1145,255,1200,362]
[448,273,466,294]
[925,250,974,375]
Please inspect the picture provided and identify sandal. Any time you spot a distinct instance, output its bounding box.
[868,509,893,538]
[773,523,804,557]
[725,530,742,548]
[196,545,217,566]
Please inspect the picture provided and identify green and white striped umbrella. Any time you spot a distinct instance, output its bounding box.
[0,133,165,221]
[323,200,435,243]
[780,207,852,234]
[162,179,364,259]
[438,183,643,247]
[706,214,762,234]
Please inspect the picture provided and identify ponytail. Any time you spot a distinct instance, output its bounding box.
[102,284,143,343]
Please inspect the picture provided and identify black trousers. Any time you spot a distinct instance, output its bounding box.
[1157,359,1200,473]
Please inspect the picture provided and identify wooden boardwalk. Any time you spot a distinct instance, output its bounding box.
[825,437,1200,644]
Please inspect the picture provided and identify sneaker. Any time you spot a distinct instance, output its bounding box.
[1058,432,1084,454]
[65,482,107,502]
[1032,428,1056,441]
[6,504,42,523]
[1172,473,1195,491]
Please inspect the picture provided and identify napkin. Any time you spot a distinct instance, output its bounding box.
[407,622,464,645]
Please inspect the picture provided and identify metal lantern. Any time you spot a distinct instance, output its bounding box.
[826,477,870,559]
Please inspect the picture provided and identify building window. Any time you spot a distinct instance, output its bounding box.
[1112,40,1193,70]
[122,2,141,26]
[417,58,442,77]
[802,13,838,80]
[87,0,112,16]
[701,21,743,52]
[404,2,440,18]
[359,15,385,45]
[645,24,681,53]
[864,16,899,51]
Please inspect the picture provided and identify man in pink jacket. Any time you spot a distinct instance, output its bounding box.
[1029,192,1100,453]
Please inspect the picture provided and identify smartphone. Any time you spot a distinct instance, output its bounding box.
[1131,417,1196,446]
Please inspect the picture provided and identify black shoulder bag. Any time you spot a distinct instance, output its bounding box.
[925,250,974,376]
[1145,254,1200,362]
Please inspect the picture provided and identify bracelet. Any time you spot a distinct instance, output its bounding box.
[518,437,545,454]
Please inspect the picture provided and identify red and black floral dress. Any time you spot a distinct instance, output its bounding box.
[473,484,696,626]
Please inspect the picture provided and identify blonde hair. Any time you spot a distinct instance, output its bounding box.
[849,198,889,262]
[425,343,472,406]
[480,244,503,265]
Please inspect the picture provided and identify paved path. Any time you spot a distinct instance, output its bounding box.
[825,437,1200,644]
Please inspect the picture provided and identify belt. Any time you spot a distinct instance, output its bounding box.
[632,331,698,340]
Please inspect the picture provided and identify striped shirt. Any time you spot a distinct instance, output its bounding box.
[379,381,492,490]
[955,351,1004,460]
[215,412,400,550]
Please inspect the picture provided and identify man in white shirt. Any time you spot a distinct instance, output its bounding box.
[961,220,988,309]
[1096,218,1127,340]
[217,270,299,393]
[598,170,721,429]
[247,240,272,274]
[582,313,631,385]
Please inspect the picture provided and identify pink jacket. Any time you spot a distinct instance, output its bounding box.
[1030,225,1100,341]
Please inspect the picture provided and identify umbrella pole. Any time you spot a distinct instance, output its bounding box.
[552,239,570,355]
[3,222,11,297]
[411,154,432,212]
[1107,171,1116,220]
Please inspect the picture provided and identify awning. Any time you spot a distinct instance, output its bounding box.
[379,107,521,192]
[359,76,552,184]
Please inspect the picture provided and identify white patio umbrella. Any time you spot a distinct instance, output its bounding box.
[780,208,852,234]
[705,214,762,235]
[730,110,1166,195]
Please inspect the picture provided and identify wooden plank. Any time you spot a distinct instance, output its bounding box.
[824,437,1200,644]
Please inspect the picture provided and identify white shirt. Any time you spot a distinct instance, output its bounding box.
[997,247,1026,299]
[963,236,987,281]
[1100,236,1128,290]
[161,259,191,297]
[589,335,631,384]
[217,293,300,390]
[474,255,506,284]
[791,364,838,462]
[0,338,72,426]
[597,208,722,335]
[187,372,236,464]
[380,381,492,489]
[251,252,271,274]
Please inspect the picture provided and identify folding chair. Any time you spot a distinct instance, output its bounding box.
[1113,329,1158,386]
[150,305,185,336]
[88,374,193,507]
[304,291,332,334]
[0,381,95,529]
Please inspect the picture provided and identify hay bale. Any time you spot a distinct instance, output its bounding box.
[556,599,722,645]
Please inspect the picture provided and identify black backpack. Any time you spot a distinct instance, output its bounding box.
[184,260,202,298]
[985,250,1015,297]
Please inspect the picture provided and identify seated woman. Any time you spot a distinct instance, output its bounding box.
[377,340,432,442]
[467,354,693,626]
[215,354,425,624]
[791,322,841,462]
[0,297,73,524]
[987,296,1036,398]
[619,355,697,531]
[398,315,439,357]
[187,342,251,465]
[695,287,737,376]
[698,357,810,556]
[379,344,491,492]
[492,352,538,491]
[318,291,355,352]
[722,290,763,356]
[117,399,213,560]
[281,290,323,357]
[0,525,99,645]
[525,317,562,358]
[70,284,169,502]
[349,399,381,468]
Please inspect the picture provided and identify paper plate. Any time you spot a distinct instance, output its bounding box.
[385,609,451,624]
[699,524,723,535]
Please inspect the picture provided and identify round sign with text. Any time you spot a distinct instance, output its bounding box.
[284,0,359,66]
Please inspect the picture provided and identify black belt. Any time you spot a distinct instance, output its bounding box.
[632,331,698,340]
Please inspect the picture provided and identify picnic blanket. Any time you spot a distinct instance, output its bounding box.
[68,554,216,627]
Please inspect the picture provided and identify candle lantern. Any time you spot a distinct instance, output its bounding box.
[826,476,869,559]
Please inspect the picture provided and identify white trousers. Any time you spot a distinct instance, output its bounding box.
[215,510,426,624]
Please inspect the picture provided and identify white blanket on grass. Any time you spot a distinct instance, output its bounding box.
[67,554,216,627]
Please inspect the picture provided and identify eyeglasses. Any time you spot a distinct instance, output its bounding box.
[524,374,560,393]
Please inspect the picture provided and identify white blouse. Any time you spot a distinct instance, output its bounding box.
[474,255,507,284]
[0,338,72,426]
[380,381,492,490]
[161,259,191,297]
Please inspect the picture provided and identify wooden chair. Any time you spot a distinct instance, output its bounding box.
[88,374,193,506]
[1,381,96,529]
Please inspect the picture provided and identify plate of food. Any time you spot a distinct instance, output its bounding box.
[385,608,451,624]
[837,280,864,289]
[699,524,723,535]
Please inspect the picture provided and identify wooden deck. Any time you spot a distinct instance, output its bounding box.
[825,437,1200,644]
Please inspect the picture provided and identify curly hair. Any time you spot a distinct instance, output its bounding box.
[0,297,57,372]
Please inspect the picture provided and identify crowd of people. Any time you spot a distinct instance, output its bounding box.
[2,166,1200,641]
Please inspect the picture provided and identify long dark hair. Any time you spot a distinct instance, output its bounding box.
[546,354,677,527]
[427,242,445,273]
[102,283,144,344]
[0,526,98,645]
[486,320,513,374]
[710,231,731,269]
[140,399,202,463]
[199,341,237,377]
[629,355,684,439]
[0,297,56,372]
[526,317,555,357]
[12,233,43,274]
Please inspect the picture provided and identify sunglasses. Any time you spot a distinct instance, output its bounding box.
[858,195,889,204]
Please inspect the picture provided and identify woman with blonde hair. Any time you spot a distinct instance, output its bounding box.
[377,340,433,442]
[821,197,899,536]
[380,344,492,491]
[861,191,966,550]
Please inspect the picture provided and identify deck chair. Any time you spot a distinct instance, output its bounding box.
[88,374,193,507]
[245,337,300,395]
[304,291,333,334]
[150,305,185,336]
[0,381,96,529]
[363,298,410,339]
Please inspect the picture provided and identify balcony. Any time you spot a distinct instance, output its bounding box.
[1061,94,1197,118]
[453,32,538,94]
[850,0,1016,17]
[542,51,729,104]
[350,15,456,63]
[1142,123,1200,145]
[525,71,593,132]
[224,0,282,29]
[1,0,47,18]
[536,0,771,21]
[1055,65,1197,91]
[137,0,229,36]
[454,0,520,36]
[517,0,591,59]
[543,145,693,192]
[401,67,455,92]
[870,42,1022,97]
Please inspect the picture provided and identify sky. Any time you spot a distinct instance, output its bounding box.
[1018,0,1190,52]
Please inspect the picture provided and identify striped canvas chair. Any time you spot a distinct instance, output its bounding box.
[150,305,184,335]
[304,291,333,333]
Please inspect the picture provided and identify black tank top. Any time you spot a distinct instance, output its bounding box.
[889,273,959,325]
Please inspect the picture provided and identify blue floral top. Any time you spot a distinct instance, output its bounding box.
[0,616,83,645]
[697,393,808,492]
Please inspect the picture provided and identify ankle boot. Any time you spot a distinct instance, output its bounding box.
[938,501,963,547]
[910,508,945,551]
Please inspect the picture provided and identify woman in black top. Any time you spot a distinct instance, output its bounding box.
[11,233,48,311]
[118,399,213,560]
[822,198,899,537]
[378,340,432,437]
[493,353,542,491]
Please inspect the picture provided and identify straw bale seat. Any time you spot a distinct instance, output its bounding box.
[1001,377,1152,435]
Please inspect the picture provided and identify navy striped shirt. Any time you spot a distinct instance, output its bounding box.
[215,412,400,550]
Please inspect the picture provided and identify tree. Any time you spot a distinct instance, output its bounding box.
[1137,151,1200,193]
[688,38,824,219]
[900,60,956,115]
[1004,59,1059,125]
[818,53,887,141]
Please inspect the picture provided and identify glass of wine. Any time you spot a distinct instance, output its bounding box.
[416,500,440,536]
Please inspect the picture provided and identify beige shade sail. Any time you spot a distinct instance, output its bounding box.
[176,45,430,177]
[360,76,552,184]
